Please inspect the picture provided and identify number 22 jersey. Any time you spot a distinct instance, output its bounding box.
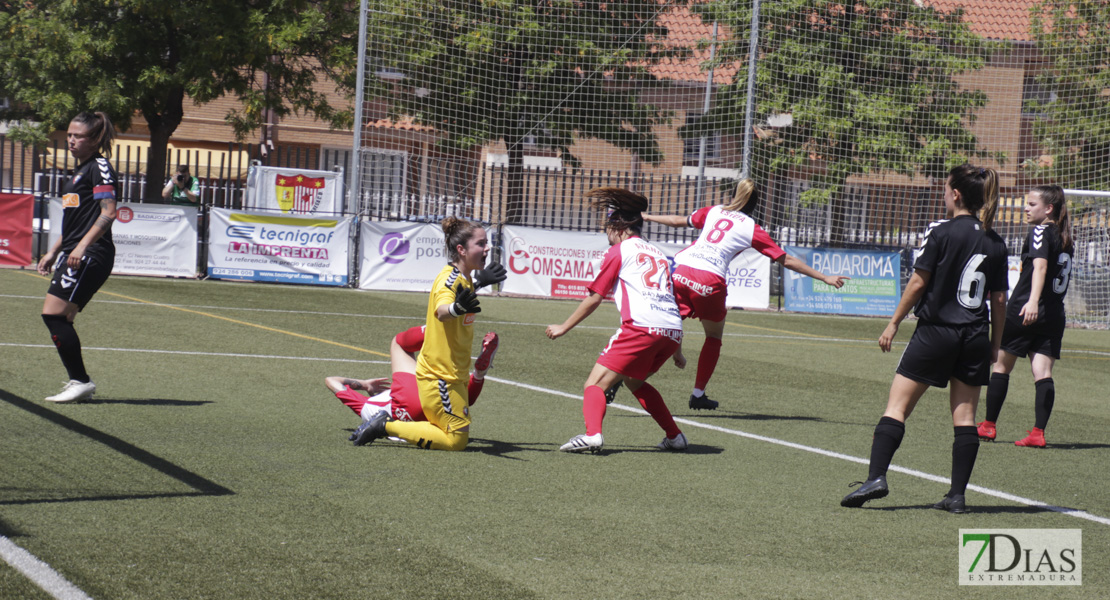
[588,236,682,331]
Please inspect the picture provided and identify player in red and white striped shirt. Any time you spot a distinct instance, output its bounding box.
[546,188,688,453]
[645,179,848,410]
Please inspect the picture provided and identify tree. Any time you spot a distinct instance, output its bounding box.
[1026,1,1110,190]
[362,0,684,223]
[689,0,997,245]
[0,0,357,200]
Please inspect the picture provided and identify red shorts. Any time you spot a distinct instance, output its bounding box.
[597,324,682,380]
[388,372,425,421]
[672,265,727,322]
[334,372,426,422]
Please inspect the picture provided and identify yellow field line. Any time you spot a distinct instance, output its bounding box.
[15,271,388,358]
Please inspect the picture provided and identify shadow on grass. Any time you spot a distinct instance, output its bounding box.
[1041,442,1110,450]
[0,388,233,506]
[865,504,1059,516]
[82,397,214,407]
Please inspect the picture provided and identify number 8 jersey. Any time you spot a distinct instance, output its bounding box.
[674,205,786,275]
[912,214,1009,325]
[588,236,683,331]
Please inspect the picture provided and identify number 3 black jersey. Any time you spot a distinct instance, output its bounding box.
[912,214,1009,325]
[60,154,117,261]
[1007,223,1070,324]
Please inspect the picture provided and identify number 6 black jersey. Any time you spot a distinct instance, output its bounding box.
[1007,223,1070,324]
[912,214,1009,325]
[60,154,117,261]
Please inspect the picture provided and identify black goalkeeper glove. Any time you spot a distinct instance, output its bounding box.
[448,285,481,317]
[472,263,507,290]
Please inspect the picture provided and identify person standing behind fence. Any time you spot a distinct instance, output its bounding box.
[36,112,118,403]
[977,185,1073,448]
[840,164,1007,513]
[643,178,848,410]
[350,216,506,450]
[162,164,199,205]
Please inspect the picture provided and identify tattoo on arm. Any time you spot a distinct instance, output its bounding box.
[341,378,363,390]
[96,215,113,228]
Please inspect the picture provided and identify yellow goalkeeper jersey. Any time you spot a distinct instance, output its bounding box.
[416,265,476,382]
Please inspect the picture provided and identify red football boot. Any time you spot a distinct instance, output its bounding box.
[474,332,499,372]
[1014,427,1046,448]
[976,420,997,442]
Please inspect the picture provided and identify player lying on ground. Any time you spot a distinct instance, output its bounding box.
[349,217,506,450]
[326,325,498,429]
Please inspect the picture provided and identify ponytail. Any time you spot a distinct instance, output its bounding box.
[724,178,760,215]
[70,111,116,159]
[948,164,999,230]
[1032,185,1073,252]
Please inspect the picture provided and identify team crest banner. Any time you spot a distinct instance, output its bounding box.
[207,207,350,286]
[244,166,342,215]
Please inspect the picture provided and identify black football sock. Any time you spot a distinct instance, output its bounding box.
[983,372,1009,423]
[867,416,905,481]
[949,426,980,496]
[1034,378,1055,430]
[42,314,89,383]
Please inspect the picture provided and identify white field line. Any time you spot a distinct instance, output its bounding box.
[0,343,387,365]
[3,294,1108,356]
[486,375,1110,527]
[0,535,93,600]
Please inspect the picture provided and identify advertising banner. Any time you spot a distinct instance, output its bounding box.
[501,225,608,298]
[207,208,350,286]
[244,165,343,215]
[111,203,198,277]
[358,221,454,292]
[657,241,772,309]
[0,193,33,267]
[783,246,900,316]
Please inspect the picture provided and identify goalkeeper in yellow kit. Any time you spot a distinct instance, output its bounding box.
[351,216,505,450]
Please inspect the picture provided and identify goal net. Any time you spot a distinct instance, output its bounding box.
[353,0,1110,327]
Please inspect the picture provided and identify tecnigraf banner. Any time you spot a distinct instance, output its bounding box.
[207,208,350,286]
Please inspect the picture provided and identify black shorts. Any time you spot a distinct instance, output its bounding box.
[47,252,113,310]
[896,320,992,388]
[1001,316,1064,360]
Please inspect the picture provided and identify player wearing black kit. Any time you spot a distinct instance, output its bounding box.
[977,185,1073,448]
[841,164,1007,513]
[37,112,119,403]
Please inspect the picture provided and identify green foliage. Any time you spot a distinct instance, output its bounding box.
[690,0,998,201]
[362,0,683,167]
[0,0,357,170]
[1027,0,1110,190]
